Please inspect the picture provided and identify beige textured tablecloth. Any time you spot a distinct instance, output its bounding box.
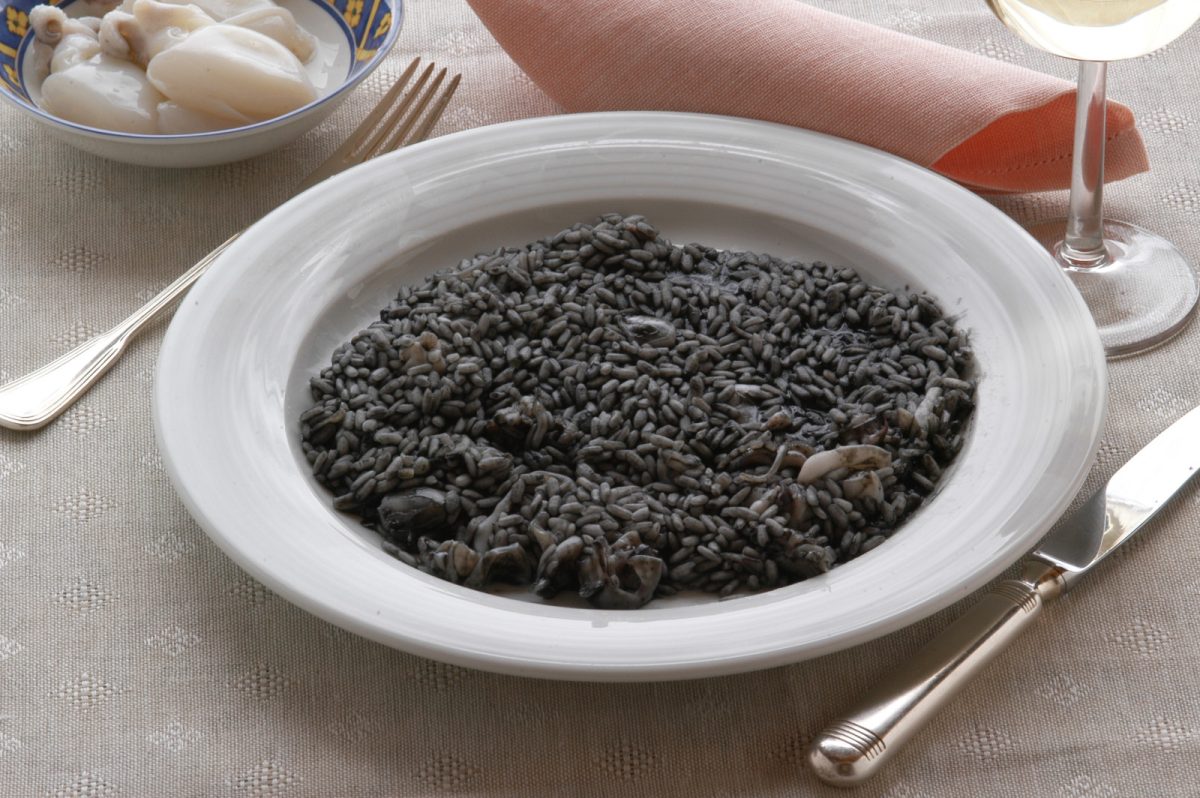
[4,1,1200,795]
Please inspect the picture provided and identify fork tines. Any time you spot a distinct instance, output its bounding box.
[297,58,462,192]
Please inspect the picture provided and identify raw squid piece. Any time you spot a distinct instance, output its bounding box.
[100,0,214,67]
[155,0,318,58]
[158,0,275,21]
[30,6,102,72]
[224,7,317,61]
[156,101,242,133]
[40,54,164,133]
[145,24,317,122]
[48,29,102,72]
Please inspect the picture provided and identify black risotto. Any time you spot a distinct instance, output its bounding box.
[298,214,976,609]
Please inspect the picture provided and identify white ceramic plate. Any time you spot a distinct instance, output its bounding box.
[154,112,1106,681]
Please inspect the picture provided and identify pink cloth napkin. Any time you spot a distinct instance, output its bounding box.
[466,0,1149,193]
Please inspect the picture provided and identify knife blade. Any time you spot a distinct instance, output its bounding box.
[1033,404,1200,586]
[808,404,1200,787]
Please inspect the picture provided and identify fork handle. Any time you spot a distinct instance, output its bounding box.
[808,560,1066,787]
[0,232,241,431]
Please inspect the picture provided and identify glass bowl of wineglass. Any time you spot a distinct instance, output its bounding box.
[987,0,1200,357]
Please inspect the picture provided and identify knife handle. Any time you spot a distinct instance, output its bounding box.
[808,560,1066,787]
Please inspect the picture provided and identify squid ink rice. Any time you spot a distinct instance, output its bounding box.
[298,214,976,609]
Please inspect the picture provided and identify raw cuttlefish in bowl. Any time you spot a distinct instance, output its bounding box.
[0,0,403,166]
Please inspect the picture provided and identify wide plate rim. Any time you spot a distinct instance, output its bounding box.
[153,111,1107,680]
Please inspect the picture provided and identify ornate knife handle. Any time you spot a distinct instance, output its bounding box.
[809,560,1066,787]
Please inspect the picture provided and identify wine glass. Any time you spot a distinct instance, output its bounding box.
[987,0,1200,357]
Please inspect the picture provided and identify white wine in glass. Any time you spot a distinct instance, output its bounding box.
[988,0,1200,357]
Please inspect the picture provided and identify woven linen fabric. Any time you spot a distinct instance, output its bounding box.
[463,0,1152,194]
[3,1,1200,796]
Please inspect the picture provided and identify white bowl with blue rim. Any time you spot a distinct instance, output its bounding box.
[0,0,402,167]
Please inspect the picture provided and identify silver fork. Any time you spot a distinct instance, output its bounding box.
[0,58,461,432]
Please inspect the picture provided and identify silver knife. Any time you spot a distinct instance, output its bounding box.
[809,403,1200,787]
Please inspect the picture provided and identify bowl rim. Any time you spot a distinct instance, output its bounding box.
[0,0,404,141]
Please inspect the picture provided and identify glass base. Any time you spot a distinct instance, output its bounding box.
[1027,219,1200,358]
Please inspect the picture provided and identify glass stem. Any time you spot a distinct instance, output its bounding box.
[1060,60,1109,269]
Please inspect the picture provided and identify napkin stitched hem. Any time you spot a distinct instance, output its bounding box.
[933,91,1149,193]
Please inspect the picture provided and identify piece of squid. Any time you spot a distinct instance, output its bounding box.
[158,0,273,22]
[30,5,68,44]
[224,6,316,62]
[155,100,245,132]
[99,0,214,67]
[145,24,316,121]
[73,0,123,14]
[157,0,318,60]
[31,6,103,73]
[40,54,163,133]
